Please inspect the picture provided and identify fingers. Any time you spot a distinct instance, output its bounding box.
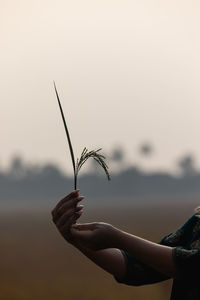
[70,212,81,225]
[52,196,84,223]
[57,196,84,215]
[59,212,80,232]
[56,205,84,228]
[51,190,80,217]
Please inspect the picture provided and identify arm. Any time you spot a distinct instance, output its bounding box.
[76,218,200,285]
[52,192,178,283]
[71,223,180,280]
[114,213,198,280]
[114,229,179,279]
[52,192,167,283]
[74,243,127,279]
[73,239,171,286]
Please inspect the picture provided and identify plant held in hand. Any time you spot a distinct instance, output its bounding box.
[54,83,111,190]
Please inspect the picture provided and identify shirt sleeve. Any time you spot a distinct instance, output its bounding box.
[158,213,197,247]
[169,214,200,281]
[172,242,200,282]
[114,213,197,286]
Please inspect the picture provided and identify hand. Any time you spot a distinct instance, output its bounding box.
[51,190,84,244]
[70,222,118,251]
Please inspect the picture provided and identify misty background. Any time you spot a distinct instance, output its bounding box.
[1,0,200,177]
[1,1,200,299]
[1,144,200,209]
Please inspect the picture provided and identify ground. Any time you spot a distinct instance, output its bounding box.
[0,201,196,300]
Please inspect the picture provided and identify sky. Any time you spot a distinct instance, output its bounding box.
[1,0,200,175]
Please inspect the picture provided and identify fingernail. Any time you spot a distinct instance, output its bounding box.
[75,206,82,211]
[76,205,84,210]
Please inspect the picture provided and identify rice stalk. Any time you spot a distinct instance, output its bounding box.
[76,147,111,182]
[54,83,110,190]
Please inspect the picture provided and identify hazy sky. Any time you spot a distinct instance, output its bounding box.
[1,0,200,174]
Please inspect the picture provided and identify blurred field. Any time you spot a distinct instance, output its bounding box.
[0,201,198,300]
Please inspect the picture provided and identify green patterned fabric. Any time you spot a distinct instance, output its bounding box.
[114,212,200,299]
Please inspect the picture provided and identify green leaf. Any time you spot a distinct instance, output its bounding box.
[54,82,77,188]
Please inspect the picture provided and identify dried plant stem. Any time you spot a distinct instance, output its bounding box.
[54,83,111,190]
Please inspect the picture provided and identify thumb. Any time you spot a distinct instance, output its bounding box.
[72,222,97,231]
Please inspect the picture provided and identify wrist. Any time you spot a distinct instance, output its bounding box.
[112,228,131,250]
[110,226,125,248]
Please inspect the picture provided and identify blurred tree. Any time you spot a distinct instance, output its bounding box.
[109,145,127,173]
[10,155,26,178]
[139,142,153,157]
[41,164,62,178]
[178,154,197,177]
[111,147,125,163]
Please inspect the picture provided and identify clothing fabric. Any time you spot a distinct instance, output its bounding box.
[114,212,200,299]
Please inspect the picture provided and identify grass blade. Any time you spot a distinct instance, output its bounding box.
[54,82,77,188]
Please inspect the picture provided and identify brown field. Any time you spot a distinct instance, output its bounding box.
[0,201,198,300]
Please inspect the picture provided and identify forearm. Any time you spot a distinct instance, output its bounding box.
[114,229,179,279]
[73,242,126,279]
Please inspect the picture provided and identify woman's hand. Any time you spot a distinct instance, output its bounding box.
[51,190,84,244]
[71,222,119,251]
[51,191,120,251]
